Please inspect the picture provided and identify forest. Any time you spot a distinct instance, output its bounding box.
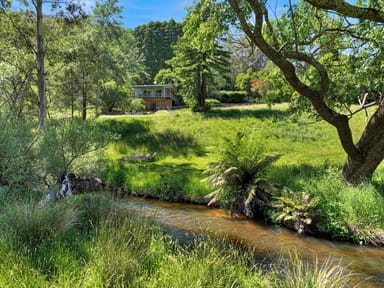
[0,0,384,287]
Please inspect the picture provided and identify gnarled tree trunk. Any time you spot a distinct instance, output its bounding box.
[342,103,384,184]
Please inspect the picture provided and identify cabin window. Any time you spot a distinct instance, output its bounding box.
[144,90,151,97]
[156,89,162,97]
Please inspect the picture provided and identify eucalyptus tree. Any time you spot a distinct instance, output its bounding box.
[225,0,384,184]
[0,0,84,125]
[225,33,268,84]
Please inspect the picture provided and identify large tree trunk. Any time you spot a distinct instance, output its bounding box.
[342,103,384,184]
[36,0,47,126]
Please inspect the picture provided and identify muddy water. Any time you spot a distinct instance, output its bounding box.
[125,197,384,287]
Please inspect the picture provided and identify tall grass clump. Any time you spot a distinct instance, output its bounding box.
[0,202,78,249]
[272,251,356,288]
[82,210,157,287]
[133,236,271,288]
[204,132,279,217]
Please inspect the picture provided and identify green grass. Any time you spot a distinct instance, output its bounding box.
[98,104,384,243]
[0,193,355,287]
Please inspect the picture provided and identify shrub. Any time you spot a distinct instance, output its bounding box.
[128,98,146,113]
[204,132,279,216]
[217,91,247,103]
[39,118,115,184]
[205,98,222,108]
[100,80,130,113]
[0,115,38,190]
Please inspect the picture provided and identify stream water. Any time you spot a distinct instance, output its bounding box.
[124,197,384,287]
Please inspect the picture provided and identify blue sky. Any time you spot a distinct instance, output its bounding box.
[80,0,193,29]
[119,0,192,29]
[84,0,290,29]
[10,0,289,29]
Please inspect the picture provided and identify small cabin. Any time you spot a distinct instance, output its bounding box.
[132,84,176,110]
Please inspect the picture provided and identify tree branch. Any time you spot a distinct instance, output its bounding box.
[305,0,384,23]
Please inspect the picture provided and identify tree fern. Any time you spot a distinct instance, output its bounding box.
[204,132,279,217]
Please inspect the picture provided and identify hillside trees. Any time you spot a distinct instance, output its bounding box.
[162,0,231,110]
[226,0,384,184]
[134,20,183,84]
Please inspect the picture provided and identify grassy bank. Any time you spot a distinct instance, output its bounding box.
[98,104,384,245]
[0,193,354,287]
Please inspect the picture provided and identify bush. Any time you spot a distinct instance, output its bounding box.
[217,91,248,103]
[128,98,146,113]
[39,118,115,183]
[0,115,38,190]
[205,98,222,108]
[273,188,321,234]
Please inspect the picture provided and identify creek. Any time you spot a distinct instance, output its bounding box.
[125,197,384,287]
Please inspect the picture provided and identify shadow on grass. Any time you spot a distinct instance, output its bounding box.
[203,108,290,120]
[103,161,210,201]
[99,119,205,157]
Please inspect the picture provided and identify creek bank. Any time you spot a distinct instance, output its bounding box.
[119,187,384,247]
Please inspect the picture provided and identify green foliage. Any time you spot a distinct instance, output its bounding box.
[99,80,130,112]
[235,68,259,99]
[273,188,321,234]
[39,118,114,182]
[156,172,185,201]
[0,115,38,190]
[128,98,146,113]
[154,68,176,85]
[205,98,222,108]
[217,90,247,103]
[165,0,231,110]
[204,132,279,215]
[0,192,355,287]
[255,61,294,104]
